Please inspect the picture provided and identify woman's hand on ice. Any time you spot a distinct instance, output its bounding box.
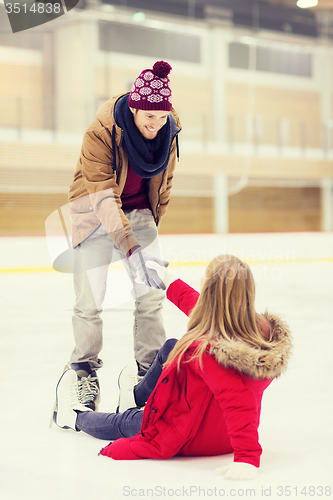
[215,462,258,480]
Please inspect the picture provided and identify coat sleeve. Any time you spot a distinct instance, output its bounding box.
[166,279,200,317]
[78,128,140,254]
[198,354,262,467]
[99,437,143,460]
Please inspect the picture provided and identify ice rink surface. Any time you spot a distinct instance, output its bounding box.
[1,231,333,500]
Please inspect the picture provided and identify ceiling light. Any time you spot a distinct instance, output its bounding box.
[133,12,145,22]
[101,5,115,12]
[296,0,318,8]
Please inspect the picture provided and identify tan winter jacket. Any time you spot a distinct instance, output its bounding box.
[68,93,181,254]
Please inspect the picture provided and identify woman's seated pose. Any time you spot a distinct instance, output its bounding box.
[54,254,292,480]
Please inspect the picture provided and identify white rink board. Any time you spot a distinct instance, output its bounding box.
[1,231,333,269]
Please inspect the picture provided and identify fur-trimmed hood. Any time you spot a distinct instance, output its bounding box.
[210,313,292,380]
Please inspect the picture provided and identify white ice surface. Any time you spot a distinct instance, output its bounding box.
[1,232,333,500]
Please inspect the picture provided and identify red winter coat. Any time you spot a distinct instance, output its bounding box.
[100,280,292,466]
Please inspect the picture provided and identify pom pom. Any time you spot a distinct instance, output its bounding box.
[152,61,172,79]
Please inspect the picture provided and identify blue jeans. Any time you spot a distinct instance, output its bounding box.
[76,338,177,440]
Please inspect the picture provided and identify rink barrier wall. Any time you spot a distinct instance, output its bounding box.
[1,257,333,274]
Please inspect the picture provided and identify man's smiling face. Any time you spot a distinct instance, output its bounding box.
[130,108,170,140]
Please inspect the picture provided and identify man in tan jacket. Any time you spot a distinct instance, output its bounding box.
[64,61,181,411]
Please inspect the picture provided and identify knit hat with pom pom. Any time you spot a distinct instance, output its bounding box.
[128,61,173,111]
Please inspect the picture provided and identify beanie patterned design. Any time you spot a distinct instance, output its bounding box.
[128,61,172,111]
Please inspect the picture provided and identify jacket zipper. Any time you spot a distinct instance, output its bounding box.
[116,129,123,184]
[155,169,166,227]
[141,388,157,436]
[154,128,180,226]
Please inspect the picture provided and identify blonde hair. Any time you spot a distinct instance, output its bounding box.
[165,255,276,370]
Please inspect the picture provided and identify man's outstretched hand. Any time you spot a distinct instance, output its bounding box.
[129,249,169,289]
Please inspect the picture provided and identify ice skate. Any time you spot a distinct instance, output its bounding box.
[49,364,70,428]
[53,368,92,431]
[71,362,100,411]
[116,364,138,413]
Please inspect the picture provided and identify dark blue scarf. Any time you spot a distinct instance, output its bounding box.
[114,94,179,179]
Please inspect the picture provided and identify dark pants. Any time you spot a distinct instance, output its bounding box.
[76,338,177,440]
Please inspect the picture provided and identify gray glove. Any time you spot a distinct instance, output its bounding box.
[128,249,169,290]
[145,261,178,289]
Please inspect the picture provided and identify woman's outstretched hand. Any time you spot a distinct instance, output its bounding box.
[129,249,168,289]
[215,462,258,480]
[146,261,178,288]
[135,260,178,289]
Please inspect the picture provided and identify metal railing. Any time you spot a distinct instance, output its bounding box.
[1,96,332,156]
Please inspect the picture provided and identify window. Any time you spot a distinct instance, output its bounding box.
[229,42,312,77]
[99,21,201,63]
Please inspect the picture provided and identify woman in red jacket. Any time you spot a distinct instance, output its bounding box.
[54,254,292,480]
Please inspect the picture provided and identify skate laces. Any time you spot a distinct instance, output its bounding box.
[77,374,99,405]
[67,377,86,408]
[119,366,138,391]
[125,373,138,390]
